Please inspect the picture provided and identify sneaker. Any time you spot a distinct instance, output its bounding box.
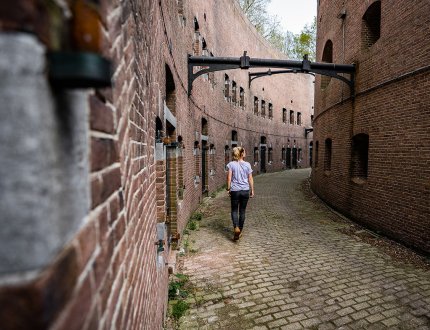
[233,227,240,240]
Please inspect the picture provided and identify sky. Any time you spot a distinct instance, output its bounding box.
[266,0,317,35]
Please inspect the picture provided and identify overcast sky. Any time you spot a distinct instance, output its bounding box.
[266,0,317,34]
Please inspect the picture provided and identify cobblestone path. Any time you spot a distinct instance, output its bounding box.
[177,169,430,329]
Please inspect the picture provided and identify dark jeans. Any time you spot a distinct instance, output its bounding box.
[230,190,250,230]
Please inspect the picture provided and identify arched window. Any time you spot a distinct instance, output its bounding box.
[224,145,230,169]
[282,108,287,123]
[351,134,369,179]
[224,74,230,99]
[177,136,184,199]
[324,138,332,171]
[231,81,237,104]
[253,147,259,163]
[165,64,176,115]
[362,1,381,50]
[231,130,238,142]
[254,97,259,115]
[321,40,333,89]
[261,100,266,117]
[155,117,163,143]
[268,103,273,119]
[193,18,201,55]
[315,141,319,168]
[239,87,245,109]
[201,118,208,136]
[260,136,267,145]
[290,110,294,124]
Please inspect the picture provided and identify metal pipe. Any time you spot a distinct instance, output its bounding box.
[189,55,355,73]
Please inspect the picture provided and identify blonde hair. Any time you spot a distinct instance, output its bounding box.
[232,147,245,161]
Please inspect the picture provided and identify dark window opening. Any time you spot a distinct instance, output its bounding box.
[261,100,266,117]
[253,147,259,163]
[239,87,245,109]
[297,112,302,126]
[155,117,163,143]
[224,74,230,99]
[351,133,369,179]
[290,110,294,125]
[324,138,332,171]
[362,1,381,50]
[315,141,319,168]
[224,145,230,168]
[201,118,208,136]
[321,40,333,89]
[165,64,176,115]
[260,136,266,145]
[231,130,238,142]
[232,81,237,104]
[268,103,273,119]
[254,97,259,115]
[282,108,287,123]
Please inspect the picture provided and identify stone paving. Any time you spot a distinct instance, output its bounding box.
[176,169,430,329]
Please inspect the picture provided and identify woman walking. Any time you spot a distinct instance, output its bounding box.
[226,147,254,241]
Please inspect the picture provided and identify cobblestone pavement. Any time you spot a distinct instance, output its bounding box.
[177,169,430,329]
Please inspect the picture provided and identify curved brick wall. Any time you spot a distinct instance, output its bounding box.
[0,0,313,329]
[312,0,430,254]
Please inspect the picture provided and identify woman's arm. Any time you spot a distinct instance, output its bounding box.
[248,173,254,198]
[227,170,232,195]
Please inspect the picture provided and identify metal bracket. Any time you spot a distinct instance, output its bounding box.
[188,53,356,97]
[305,128,314,137]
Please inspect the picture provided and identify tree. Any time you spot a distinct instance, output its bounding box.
[286,17,316,61]
[237,0,316,61]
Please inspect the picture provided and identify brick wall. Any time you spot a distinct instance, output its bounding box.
[0,0,314,329]
[312,0,430,254]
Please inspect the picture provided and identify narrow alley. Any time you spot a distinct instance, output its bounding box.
[174,169,430,329]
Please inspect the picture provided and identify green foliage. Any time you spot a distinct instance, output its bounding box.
[237,0,316,61]
[168,274,190,299]
[188,220,197,230]
[285,17,317,61]
[171,300,189,320]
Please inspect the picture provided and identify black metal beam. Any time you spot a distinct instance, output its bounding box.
[188,52,356,96]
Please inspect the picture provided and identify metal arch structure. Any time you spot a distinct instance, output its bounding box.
[188,52,356,97]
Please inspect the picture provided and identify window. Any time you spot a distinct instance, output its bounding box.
[165,65,176,115]
[281,147,286,163]
[231,130,238,142]
[268,148,273,163]
[261,100,266,117]
[193,18,201,56]
[155,117,163,143]
[268,103,273,119]
[253,147,259,163]
[362,1,381,50]
[324,138,332,172]
[201,118,208,136]
[178,136,184,199]
[282,108,287,123]
[321,40,333,89]
[224,74,230,99]
[254,97,259,115]
[351,134,369,180]
[315,141,319,167]
[232,81,237,104]
[297,112,302,126]
[194,141,200,178]
[311,114,314,123]
[224,145,230,169]
[290,110,294,125]
[239,87,245,109]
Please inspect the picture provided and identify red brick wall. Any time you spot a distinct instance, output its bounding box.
[312,0,430,254]
[0,0,314,329]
